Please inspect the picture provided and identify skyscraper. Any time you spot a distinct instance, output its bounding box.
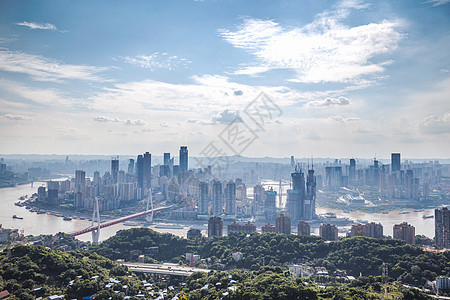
[391,153,401,172]
[435,207,450,249]
[264,188,276,221]
[211,180,223,216]
[224,180,236,215]
[198,181,209,215]
[128,159,134,175]
[136,155,144,189]
[208,216,223,237]
[143,152,151,189]
[286,169,305,221]
[164,153,171,166]
[393,222,415,245]
[180,146,188,172]
[111,156,119,184]
[349,158,356,185]
[276,213,291,234]
[305,168,316,220]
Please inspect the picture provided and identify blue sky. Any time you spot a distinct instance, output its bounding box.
[0,0,449,158]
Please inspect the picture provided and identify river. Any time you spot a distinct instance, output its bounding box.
[0,181,438,243]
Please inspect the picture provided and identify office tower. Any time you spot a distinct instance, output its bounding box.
[291,156,295,168]
[164,153,171,166]
[320,224,338,241]
[47,181,59,206]
[128,159,134,175]
[208,216,223,237]
[173,165,181,176]
[136,155,144,189]
[393,222,415,245]
[211,180,223,216]
[224,180,236,215]
[435,207,450,249]
[254,184,265,205]
[298,221,310,235]
[391,153,401,172]
[75,170,86,190]
[37,186,46,202]
[325,166,343,189]
[261,223,276,233]
[111,156,119,184]
[305,168,316,220]
[264,188,277,221]
[198,181,209,215]
[180,146,188,172]
[276,213,291,234]
[349,159,356,185]
[143,152,152,190]
[286,170,305,221]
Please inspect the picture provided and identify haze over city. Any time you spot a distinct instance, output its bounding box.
[0,0,449,158]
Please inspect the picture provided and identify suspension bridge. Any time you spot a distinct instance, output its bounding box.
[68,190,173,243]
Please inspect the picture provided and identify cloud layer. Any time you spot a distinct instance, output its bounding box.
[219,3,403,83]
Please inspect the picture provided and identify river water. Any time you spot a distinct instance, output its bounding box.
[0,181,437,243]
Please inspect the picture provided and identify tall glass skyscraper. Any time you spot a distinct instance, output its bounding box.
[180,146,188,172]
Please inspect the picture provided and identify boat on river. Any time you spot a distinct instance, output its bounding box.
[63,216,72,221]
[422,215,434,219]
[12,215,23,219]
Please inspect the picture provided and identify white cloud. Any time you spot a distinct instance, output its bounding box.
[219,2,403,83]
[121,52,191,71]
[93,116,145,126]
[419,113,450,134]
[0,79,68,105]
[93,116,120,123]
[1,113,32,121]
[212,109,242,124]
[306,96,350,107]
[0,49,107,82]
[423,0,450,6]
[16,21,57,31]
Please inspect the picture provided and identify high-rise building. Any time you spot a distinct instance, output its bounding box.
[136,155,144,189]
[276,213,291,234]
[391,153,401,172]
[180,146,188,172]
[208,216,223,237]
[393,222,415,245]
[47,181,59,206]
[198,181,209,215]
[75,170,86,190]
[111,156,119,184]
[228,221,256,234]
[298,221,310,235]
[187,228,202,239]
[435,207,450,249]
[164,153,171,166]
[211,180,223,216]
[264,188,277,221]
[261,223,276,233]
[305,168,316,220]
[349,159,356,185]
[326,166,343,189]
[350,222,383,238]
[286,170,306,221]
[320,223,338,241]
[128,159,134,175]
[143,152,152,190]
[224,180,236,215]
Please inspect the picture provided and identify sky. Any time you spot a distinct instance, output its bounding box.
[0,0,449,159]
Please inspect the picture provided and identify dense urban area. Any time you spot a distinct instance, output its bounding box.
[0,148,449,299]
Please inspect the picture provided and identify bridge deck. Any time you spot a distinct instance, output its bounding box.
[68,205,172,236]
[122,262,211,277]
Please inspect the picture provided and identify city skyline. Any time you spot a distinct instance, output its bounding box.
[0,0,449,158]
